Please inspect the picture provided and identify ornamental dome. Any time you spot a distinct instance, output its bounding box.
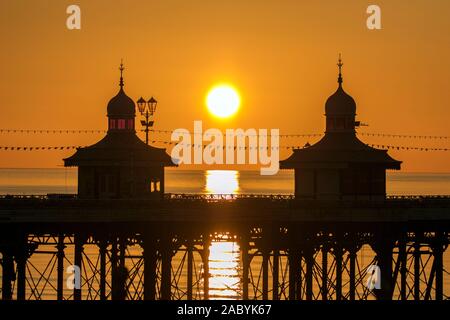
[107,88,135,117]
[325,85,356,116]
[107,61,135,118]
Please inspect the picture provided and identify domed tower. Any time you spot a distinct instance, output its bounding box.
[106,63,136,133]
[280,57,401,200]
[64,63,175,199]
[325,57,357,134]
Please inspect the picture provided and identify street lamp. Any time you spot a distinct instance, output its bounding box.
[137,96,158,145]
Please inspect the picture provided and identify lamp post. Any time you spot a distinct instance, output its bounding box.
[137,96,158,145]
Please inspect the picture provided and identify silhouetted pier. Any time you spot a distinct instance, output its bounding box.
[0,194,449,300]
[1,60,448,301]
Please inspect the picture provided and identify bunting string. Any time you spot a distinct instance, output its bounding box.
[0,129,107,134]
[0,142,448,151]
[357,132,449,139]
[0,128,448,139]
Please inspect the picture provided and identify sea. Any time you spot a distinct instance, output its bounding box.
[1,168,450,196]
[0,168,449,300]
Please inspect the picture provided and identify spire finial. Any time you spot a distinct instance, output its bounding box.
[119,59,125,89]
[337,54,343,86]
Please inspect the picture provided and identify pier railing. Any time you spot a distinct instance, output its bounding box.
[0,193,449,210]
[0,193,450,200]
[1,193,450,201]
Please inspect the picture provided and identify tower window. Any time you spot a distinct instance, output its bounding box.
[127,119,134,130]
[109,119,116,129]
[118,119,126,129]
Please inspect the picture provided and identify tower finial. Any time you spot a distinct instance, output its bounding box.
[337,54,343,86]
[119,59,124,89]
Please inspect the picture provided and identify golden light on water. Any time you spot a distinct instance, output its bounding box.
[208,241,241,299]
[205,170,240,194]
[206,84,240,118]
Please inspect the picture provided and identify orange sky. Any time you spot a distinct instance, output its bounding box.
[0,0,449,171]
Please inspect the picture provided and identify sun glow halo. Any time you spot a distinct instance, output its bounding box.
[206,84,240,118]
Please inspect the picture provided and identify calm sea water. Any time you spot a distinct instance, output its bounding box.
[0,169,449,300]
[0,168,449,195]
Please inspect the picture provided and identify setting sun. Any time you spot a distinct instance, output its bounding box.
[206,84,240,118]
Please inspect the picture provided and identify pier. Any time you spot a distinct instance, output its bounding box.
[0,194,449,300]
[1,61,449,301]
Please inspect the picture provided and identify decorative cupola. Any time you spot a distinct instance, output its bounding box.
[325,56,357,133]
[64,62,175,199]
[280,56,401,200]
[107,62,136,132]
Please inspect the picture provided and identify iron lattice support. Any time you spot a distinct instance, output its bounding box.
[1,229,449,300]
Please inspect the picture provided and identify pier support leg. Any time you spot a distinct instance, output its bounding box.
[298,252,303,299]
[433,242,444,301]
[110,237,128,300]
[262,248,269,300]
[335,246,343,301]
[399,241,407,301]
[305,249,313,300]
[99,240,107,300]
[74,235,83,300]
[272,249,279,300]
[187,240,193,300]
[160,236,172,300]
[57,235,65,301]
[349,247,356,301]
[322,246,328,301]
[241,239,249,300]
[119,238,127,300]
[288,249,300,300]
[143,236,157,300]
[202,237,210,300]
[374,239,393,300]
[414,242,421,301]
[1,250,14,300]
[16,236,28,301]
[110,239,118,300]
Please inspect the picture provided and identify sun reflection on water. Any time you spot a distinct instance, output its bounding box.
[204,172,241,298]
[205,170,240,194]
[208,241,241,299]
